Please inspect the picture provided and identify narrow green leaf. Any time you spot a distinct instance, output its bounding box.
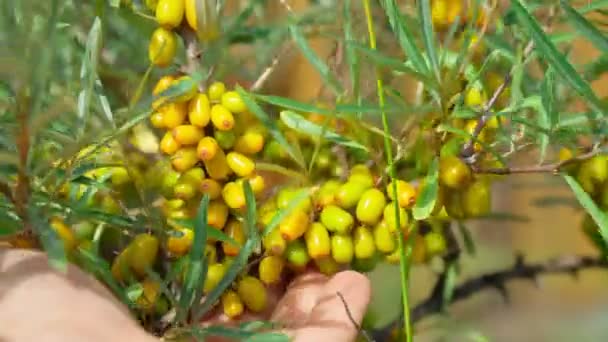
[178,195,210,323]
[441,261,458,309]
[254,94,334,115]
[77,17,102,138]
[243,181,259,245]
[76,247,128,303]
[194,237,256,320]
[417,0,439,77]
[193,325,287,341]
[511,0,604,117]
[246,333,290,342]
[381,0,429,74]
[561,0,608,53]
[37,221,68,272]
[280,110,368,152]
[413,157,439,220]
[348,42,432,84]
[193,185,258,320]
[343,0,359,97]
[541,66,557,129]
[288,23,344,95]
[563,174,608,248]
[456,222,476,255]
[169,218,239,247]
[236,86,304,168]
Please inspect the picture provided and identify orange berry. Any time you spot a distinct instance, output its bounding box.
[197,137,220,161]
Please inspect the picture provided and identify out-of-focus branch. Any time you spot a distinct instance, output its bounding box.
[373,254,608,339]
[473,147,601,175]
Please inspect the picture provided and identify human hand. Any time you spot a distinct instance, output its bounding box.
[0,248,371,342]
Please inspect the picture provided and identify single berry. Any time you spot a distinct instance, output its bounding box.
[356,188,387,225]
[304,222,331,259]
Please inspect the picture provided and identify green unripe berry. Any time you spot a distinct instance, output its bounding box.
[214,130,236,150]
[336,181,369,209]
[237,276,267,313]
[128,234,159,278]
[462,180,491,218]
[331,234,354,264]
[383,202,408,232]
[305,222,331,259]
[258,255,285,285]
[356,188,387,225]
[373,220,396,253]
[348,172,375,189]
[315,257,341,276]
[314,180,341,208]
[285,239,310,268]
[577,155,608,195]
[439,155,472,189]
[424,231,447,258]
[276,187,311,212]
[444,189,466,220]
[351,254,379,273]
[203,263,226,293]
[353,226,376,259]
[320,205,354,234]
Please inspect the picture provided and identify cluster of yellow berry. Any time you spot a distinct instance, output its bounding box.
[147,0,219,68]
[112,74,272,317]
[148,75,267,257]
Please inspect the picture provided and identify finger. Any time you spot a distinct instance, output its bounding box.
[0,248,157,342]
[270,271,328,327]
[287,270,371,342]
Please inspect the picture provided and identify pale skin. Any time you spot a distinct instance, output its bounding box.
[0,248,372,342]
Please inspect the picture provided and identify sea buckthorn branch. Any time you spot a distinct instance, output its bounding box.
[373,253,608,340]
[412,254,608,320]
[473,147,602,175]
[462,2,560,164]
[460,71,512,163]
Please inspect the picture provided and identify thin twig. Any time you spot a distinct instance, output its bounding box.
[336,292,375,342]
[460,72,513,162]
[250,45,291,92]
[474,148,601,175]
[373,254,608,338]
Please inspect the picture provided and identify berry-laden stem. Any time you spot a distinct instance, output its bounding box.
[460,72,512,162]
[373,254,608,340]
[361,1,412,341]
[460,40,535,163]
